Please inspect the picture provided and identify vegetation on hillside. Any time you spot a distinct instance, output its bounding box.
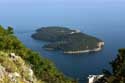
[0,25,77,83]
[97,49,125,83]
[0,51,43,83]
[105,49,125,83]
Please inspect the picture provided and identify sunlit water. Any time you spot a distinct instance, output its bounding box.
[1,0,125,82]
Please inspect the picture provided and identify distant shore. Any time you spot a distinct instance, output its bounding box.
[64,42,104,54]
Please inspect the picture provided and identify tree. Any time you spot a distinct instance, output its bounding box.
[104,49,125,83]
[7,26,14,34]
[111,48,125,76]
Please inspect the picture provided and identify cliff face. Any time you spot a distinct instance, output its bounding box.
[0,52,43,83]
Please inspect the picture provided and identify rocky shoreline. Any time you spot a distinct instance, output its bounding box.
[64,42,104,54]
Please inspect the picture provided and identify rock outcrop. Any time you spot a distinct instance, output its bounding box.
[88,75,104,83]
[0,52,42,83]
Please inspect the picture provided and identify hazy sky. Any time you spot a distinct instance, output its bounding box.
[1,0,125,7]
[0,0,125,30]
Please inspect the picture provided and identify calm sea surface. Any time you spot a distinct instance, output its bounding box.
[1,0,125,82]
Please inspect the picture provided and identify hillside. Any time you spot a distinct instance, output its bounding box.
[0,52,43,83]
[32,26,104,54]
[0,25,77,83]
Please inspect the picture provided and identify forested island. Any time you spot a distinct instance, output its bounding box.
[32,26,104,54]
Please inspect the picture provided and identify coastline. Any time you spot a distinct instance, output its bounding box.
[64,41,104,54]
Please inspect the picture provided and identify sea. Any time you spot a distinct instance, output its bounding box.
[0,0,125,82]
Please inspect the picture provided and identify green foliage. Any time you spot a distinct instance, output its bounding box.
[0,25,7,35]
[111,48,125,76]
[7,26,14,34]
[103,49,125,83]
[0,25,77,83]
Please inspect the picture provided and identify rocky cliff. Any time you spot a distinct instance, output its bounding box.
[0,52,43,83]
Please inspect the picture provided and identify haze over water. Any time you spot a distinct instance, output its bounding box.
[1,0,125,82]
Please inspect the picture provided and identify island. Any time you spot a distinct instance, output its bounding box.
[32,26,104,54]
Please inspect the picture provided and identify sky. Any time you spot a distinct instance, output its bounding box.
[0,0,125,31]
[1,0,125,7]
